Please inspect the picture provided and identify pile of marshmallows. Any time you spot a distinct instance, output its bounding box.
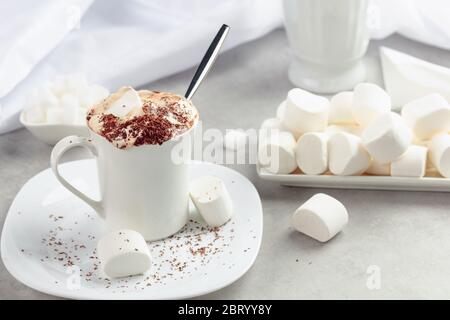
[97,176,233,279]
[259,83,450,179]
[22,74,109,125]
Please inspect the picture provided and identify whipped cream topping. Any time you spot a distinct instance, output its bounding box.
[87,86,199,149]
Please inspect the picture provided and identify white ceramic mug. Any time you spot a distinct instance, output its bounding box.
[283,0,370,93]
[50,129,193,241]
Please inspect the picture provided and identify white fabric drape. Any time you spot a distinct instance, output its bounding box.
[0,0,449,134]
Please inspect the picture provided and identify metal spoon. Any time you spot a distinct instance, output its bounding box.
[185,24,230,100]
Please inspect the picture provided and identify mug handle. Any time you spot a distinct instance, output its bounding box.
[50,136,104,218]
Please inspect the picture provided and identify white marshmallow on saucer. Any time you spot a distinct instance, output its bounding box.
[352,83,391,127]
[258,131,297,174]
[428,134,450,178]
[401,93,450,140]
[361,112,412,164]
[325,124,362,137]
[366,159,390,176]
[282,88,329,139]
[106,87,142,118]
[224,129,248,151]
[190,176,233,227]
[329,91,356,125]
[276,100,286,119]
[97,229,151,279]
[292,193,348,243]
[329,132,370,175]
[295,132,328,175]
[391,145,427,177]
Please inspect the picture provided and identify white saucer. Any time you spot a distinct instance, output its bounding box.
[1,160,263,299]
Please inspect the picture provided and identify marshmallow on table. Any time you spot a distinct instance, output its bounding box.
[189,176,233,227]
[325,124,362,137]
[97,229,151,279]
[224,129,247,151]
[329,91,356,125]
[361,112,412,164]
[281,88,329,139]
[295,132,328,175]
[292,193,348,242]
[401,93,450,140]
[352,83,391,127]
[258,131,297,174]
[391,145,427,177]
[428,134,450,178]
[366,159,390,176]
[328,132,370,175]
[276,100,286,119]
[106,87,142,118]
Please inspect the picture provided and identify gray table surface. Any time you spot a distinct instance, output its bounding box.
[1,29,450,300]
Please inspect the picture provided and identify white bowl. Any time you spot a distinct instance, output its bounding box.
[20,110,90,145]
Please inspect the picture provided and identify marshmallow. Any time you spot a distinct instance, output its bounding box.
[85,84,109,108]
[75,107,88,125]
[58,94,81,125]
[329,132,370,175]
[292,193,348,242]
[60,93,81,110]
[361,112,412,164]
[352,83,391,127]
[36,85,60,109]
[64,73,89,95]
[401,93,450,140]
[325,124,362,137]
[276,100,286,119]
[25,106,46,124]
[190,176,233,227]
[428,134,450,178]
[106,87,142,118]
[224,129,247,151]
[258,131,297,174]
[46,107,65,124]
[24,74,109,125]
[282,88,329,139]
[391,145,427,177]
[97,229,151,279]
[366,159,390,176]
[261,117,283,130]
[329,91,356,125]
[295,132,328,175]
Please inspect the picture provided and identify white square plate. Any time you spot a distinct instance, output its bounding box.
[257,165,450,192]
[1,160,263,299]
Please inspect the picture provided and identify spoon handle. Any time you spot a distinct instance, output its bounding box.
[185,24,230,100]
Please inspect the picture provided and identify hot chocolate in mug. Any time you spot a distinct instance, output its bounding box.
[50,127,194,241]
